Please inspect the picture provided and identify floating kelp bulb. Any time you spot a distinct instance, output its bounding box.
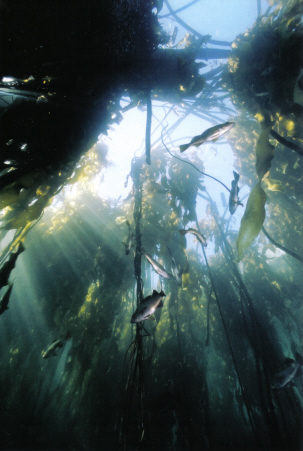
[236,181,266,261]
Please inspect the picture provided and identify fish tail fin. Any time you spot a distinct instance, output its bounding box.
[233,171,240,182]
[179,229,187,236]
[18,241,26,253]
[295,352,303,365]
[179,144,189,153]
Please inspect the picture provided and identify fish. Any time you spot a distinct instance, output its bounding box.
[0,284,13,315]
[170,26,178,45]
[179,121,235,153]
[171,257,182,286]
[167,247,182,286]
[179,228,207,247]
[0,241,25,289]
[229,171,242,215]
[272,352,303,389]
[131,290,166,323]
[42,331,71,358]
[123,220,134,255]
[142,249,173,279]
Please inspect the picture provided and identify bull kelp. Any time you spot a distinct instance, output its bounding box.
[0,1,302,450]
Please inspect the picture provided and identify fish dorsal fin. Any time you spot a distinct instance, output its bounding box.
[152,290,158,296]
[141,295,151,303]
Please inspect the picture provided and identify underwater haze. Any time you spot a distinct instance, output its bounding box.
[0,0,303,450]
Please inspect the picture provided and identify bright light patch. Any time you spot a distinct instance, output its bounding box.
[2,77,15,82]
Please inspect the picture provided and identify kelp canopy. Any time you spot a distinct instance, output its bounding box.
[0,1,303,450]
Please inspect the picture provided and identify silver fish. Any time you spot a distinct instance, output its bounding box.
[124,220,134,255]
[272,352,303,389]
[167,247,182,286]
[170,26,178,45]
[143,250,173,279]
[171,256,182,286]
[42,331,71,358]
[131,290,166,323]
[179,121,235,153]
[179,228,207,247]
[229,171,242,215]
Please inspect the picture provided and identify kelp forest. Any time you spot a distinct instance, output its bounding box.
[0,0,302,450]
